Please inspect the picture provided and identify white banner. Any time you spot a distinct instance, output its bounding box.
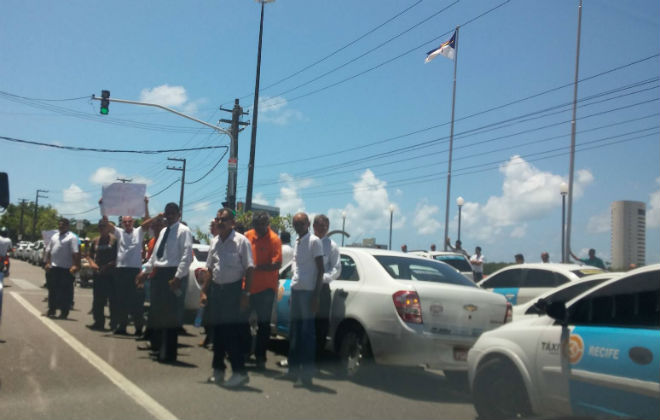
[101,183,147,217]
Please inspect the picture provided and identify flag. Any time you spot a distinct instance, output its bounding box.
[425,31,456,63]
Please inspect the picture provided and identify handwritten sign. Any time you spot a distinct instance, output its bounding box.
[101,183,147,217]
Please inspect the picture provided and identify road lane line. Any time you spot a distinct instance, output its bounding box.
[7,278,40,290]
[10,292,179,420]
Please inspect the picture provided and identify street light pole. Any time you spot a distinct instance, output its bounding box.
[245,0,274,212]
[456,196,464,243]
[341,211,347,247]
[560,182,568,263]
[388,204,395,250]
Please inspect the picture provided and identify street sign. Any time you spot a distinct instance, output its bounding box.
[228,158,237,171]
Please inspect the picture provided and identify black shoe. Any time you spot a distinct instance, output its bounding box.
[86,323,104,331]
[46,310,56,318]
[59,311,69,320]
[134,327,143,337]
[113,328,128,335]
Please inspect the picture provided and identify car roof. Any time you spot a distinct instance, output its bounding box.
[488,262,601,275]
[192,243,209,251]
[341,247,430,259]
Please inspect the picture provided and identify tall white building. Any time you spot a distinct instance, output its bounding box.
[611,200,645,269]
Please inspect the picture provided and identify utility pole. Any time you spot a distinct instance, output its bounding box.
[167,158,186,219]
[33,189,48,241]
[219,99,249,211]
[116,177,132,183]
[18,199,29,240]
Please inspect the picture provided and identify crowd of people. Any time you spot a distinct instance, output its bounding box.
[40,198,342,389]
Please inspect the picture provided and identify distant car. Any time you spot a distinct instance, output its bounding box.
[29,240,45,265]
[410,250,474,282]
[467,264,660,419]
[477,263,604,306]
[184,243,209,312]
[511,272,622,321]
[15,242,29,260]
[274,247,509,380]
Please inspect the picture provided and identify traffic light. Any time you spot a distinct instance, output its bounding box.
[100,90,110,115]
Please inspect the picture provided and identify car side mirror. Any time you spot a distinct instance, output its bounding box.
[546,301,568,326]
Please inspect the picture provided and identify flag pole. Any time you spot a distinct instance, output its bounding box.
[443,26,460,251]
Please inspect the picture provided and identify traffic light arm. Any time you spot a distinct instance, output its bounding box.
[91,94,234,140]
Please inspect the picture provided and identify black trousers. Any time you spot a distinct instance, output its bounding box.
[315,283,331,358]
[92,270,114,326]
[148,267,181,362]
[46,267,74,316]
[249,288,275,363]
[209,281,245,374]
[113,267,142,330]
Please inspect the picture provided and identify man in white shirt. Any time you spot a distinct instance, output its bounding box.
[101,196,152,335]
[280,231,293,267]
[312,214,341,361]
[143,202,193,363]
[44,218,80,319]
[280,212,324,387]
[200,208,254,388]
[470,246,485,282]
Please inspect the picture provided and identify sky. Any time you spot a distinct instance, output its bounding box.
[1,0,658,263]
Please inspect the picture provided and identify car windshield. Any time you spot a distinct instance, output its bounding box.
[374,255,476,287]
[432,255,472,272]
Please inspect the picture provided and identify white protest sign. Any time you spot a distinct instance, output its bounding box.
[101,183,147,217]
[42,229,58,249]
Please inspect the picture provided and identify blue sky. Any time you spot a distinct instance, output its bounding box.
[1,0,658,263]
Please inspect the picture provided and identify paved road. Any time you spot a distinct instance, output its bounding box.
[0,260,476,420]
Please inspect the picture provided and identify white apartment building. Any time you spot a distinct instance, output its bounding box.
[611,200,645,269]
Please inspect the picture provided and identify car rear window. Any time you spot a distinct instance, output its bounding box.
[193,250,208,262]
[432,255,472,272]
[374,255,476,287]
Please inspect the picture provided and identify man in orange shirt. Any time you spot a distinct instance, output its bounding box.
[244,211,282,370]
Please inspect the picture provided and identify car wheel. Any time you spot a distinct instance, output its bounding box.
[337,326,372,378]
[472,356,532,419]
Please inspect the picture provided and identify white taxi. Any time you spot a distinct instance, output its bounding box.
[467,264,660,419]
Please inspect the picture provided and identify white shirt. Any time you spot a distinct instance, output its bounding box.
[146,221,193,279]
[206,230,254,285]
[0,237,11,256]
[46,231,79,268]
[470,253,485,274]
[291,232,323,291]
[114,225,145,268]
[320,236,341,284]
[281,243,294,268]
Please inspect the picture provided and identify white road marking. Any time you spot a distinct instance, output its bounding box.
[7,278,40,290]
[10,292,179,420]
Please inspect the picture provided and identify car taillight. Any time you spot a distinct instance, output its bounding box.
[194,267,206,288]
[392,290,423,324]
[504,302,513,323]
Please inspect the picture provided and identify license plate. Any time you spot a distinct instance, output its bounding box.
[453,347,468,361]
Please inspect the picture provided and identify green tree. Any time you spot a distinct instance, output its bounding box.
[0,202,59,241]
[234,211,292,234]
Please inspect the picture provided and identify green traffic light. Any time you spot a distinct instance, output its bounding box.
[100,107,109,115]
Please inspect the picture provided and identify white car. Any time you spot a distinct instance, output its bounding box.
[467,264,660,419]
[183,243,208,312]
[511,272,622,321]
[409,250,474,282]
[274,247,510,379]
[478,263,604,306]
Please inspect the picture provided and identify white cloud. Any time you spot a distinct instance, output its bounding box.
[587,210,610,234]
[57,184,92,215]
[275,173,312,215]
[461,155,593,242]
[89,167,153,186]
[328,169,405,241]
[647,177,660,229]
[140,85,188,107]
[413,199,442,235]
[191,201,210,212]
[253,192,269,205]
[257,96,303,126]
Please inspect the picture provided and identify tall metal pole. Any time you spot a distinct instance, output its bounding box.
[561,193,567,263]
[389,208,394,251]
[220,99,249,211]
[565,0,582,264]
[33,189,48,241]
[167,158,186,219]
[443,26,459,251]
[457,205,463,242]
[341,212,346,246]
[245,0,269,212]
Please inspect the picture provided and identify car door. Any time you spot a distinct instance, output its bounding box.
[518,269,567,305]
[481,268,523,304]
[275,263,293,336]
[562,270,660,418]
[329,253,362,334]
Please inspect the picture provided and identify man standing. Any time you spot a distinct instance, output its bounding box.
[312,214,341,361]
[102,196,150,335]
[446,238,470,258]
[44,218,80,319]
[515,254,525,264]
[244,212,282,370]
[200,208,254,388]
[570,248,605,269]
[282,212,324,387]
[143,202,193,363]
[541,252,550,263]
[280,231,294,267]
[86,219,117,330]
[470,246,485,282]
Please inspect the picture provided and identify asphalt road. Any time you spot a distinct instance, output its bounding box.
[0,260,476,420]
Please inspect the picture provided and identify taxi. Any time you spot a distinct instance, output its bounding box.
[467,264,659,419]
